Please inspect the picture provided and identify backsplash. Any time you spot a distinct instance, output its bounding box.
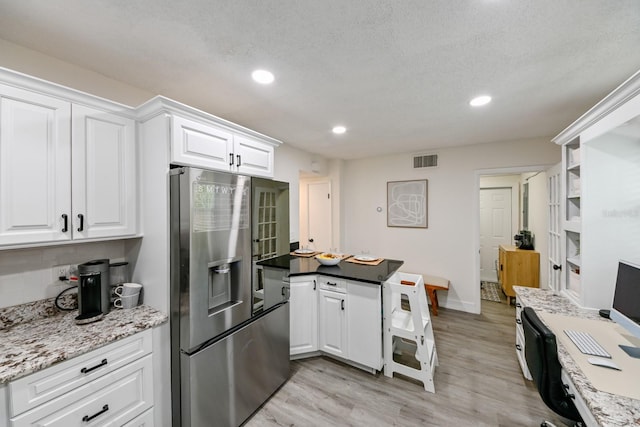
[0,241,127,309]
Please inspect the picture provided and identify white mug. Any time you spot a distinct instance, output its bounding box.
[114,292,140,309]
[115,282,142,297]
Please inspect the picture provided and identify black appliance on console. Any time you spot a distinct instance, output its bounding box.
[514,230,534,250]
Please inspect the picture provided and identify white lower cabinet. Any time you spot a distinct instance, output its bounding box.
[7,330,154,427]
[289,276,318,355]
[318,288,348,358]
[122,408,154,427]
[514,296,533,380]
[288,274,383,372]
[346,280,383,370]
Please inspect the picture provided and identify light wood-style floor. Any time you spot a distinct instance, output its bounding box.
[245,299,572,427]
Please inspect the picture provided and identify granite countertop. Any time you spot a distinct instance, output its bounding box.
[514,286,640,427]
[0,297,167,384]
[257,254,404,284]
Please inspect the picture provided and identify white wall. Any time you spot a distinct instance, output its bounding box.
[0,241,128,309]
[0,39,152,106]
[342,138,560,314]
[522,171,550,288]
[272,144,329,243]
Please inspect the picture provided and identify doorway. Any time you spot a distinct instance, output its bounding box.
[479,187,513,282]
[299,178,332,252]
[475,166,550,312]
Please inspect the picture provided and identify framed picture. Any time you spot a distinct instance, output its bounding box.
[387,179,428,228]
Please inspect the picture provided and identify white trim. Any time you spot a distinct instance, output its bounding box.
[0,67,136,117]
[135,96,282,147]
[552,69,640,145]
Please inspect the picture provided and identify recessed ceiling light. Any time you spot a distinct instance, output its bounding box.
[332,126,346,135]
[469,95,492,107]
[252,69,274,85]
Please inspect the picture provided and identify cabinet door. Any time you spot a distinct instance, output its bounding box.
[346,281,382,370]
[72,105,137,239]
[318,289,347,358]
[171,115,233,171]
[290,277,318,355]
[234,134,274,178]
[0,84,71,246]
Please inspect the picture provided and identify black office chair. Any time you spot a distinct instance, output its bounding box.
[521,307,584,427]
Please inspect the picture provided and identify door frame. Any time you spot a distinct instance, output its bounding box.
[473,165,548,314]
[299,177,333,251]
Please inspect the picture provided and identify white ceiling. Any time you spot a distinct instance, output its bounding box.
[0,1,639,160]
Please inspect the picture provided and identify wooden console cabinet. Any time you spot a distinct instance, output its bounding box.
[498,245,539,304]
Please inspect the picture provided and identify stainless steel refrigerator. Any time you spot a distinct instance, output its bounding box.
[170,166,290,427]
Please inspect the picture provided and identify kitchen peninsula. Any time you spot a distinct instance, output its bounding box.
[258,254,403,374]
[258,254,403,283]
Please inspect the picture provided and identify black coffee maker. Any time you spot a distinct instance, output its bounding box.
[76,259,111,324]
[514,230,534,250]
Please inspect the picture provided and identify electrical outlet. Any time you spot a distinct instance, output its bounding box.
[52,265,69,283]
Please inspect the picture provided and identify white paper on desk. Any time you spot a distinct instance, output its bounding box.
[539,312,640,400]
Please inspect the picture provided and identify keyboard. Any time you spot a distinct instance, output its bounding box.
[563,330,611,358]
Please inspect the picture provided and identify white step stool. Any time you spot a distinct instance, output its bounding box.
[383,272,438,393]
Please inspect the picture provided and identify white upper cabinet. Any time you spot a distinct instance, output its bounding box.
[138,96,281,178]
[0,84,72,246]
[72,105,137,240]
[172,115,234,171]
[0,71,138,248]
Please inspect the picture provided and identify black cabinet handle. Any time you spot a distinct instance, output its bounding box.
[281,286,286,296]
[553,264,562,271]
[515,303,522,308]
[82,404,109,422]
[562,384,575,399]
[515,344,522,351]
[516,318,522,325]
[313,280,316,291]
[81,358,107,374]
[236,154,241,167]
[309,238,314,243]
[77,214,84,232]
[327,281,337,286]
[61,214,68,232]
[229,153,234,166]
[500,264,503,271]
[341,300,345,310]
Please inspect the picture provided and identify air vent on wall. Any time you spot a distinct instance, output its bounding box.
[413,154,438,168]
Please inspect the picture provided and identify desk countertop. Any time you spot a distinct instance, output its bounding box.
[514,286,640,427]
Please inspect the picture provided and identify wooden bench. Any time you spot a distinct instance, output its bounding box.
[422,274,450,316]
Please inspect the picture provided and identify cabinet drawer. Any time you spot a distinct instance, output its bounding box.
[9,330,152,416]
[10,354,153,427]
[561,370,598,427]
[122,407,154,427]
[318,277,346,293]
[515,327,533,380]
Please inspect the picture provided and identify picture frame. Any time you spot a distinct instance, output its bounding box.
[387,179,428,228]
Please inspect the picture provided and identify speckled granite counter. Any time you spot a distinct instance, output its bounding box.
[515,286,640,427]
[0,298,167,384]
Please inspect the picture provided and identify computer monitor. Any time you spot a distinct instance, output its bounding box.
[610,260,640,358]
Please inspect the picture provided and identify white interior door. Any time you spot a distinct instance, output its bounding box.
[479,188,512,282]
[307,181,332,251]
[547,163,562,291]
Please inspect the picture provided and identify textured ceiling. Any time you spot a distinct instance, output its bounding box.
[0,1,639,159]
